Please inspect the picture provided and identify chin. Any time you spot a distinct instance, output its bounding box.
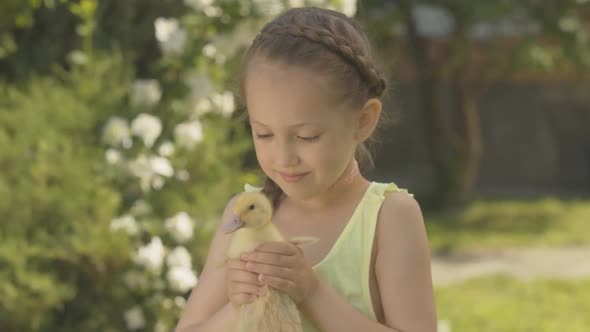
[271,177,308,195]
[277,178,332,202]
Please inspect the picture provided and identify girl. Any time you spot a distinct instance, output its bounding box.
[176,7,437,332]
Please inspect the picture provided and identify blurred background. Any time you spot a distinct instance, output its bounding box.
[1,0,589,331]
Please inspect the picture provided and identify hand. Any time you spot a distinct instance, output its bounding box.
[225,258,267,307]
[240,241,319,304]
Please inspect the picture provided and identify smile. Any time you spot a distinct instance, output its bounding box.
[279,172,309,183]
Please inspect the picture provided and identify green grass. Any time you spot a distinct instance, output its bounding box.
[435,276,590,332]
[425,198,590,253]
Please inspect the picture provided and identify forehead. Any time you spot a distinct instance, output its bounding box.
[244,60,351,127]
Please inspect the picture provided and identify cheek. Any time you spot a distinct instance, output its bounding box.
[253,140,269,165]
[310,139,352,169]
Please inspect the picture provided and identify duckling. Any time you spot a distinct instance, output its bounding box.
[223,191,315,332]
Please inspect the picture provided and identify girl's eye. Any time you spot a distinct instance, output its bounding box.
[255,133,273,139]
[298,135,320,142]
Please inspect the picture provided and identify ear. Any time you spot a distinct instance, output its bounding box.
[354,98,382,142]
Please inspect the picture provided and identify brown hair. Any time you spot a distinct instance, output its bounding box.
[239,7,389,208]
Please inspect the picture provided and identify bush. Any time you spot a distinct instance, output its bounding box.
[0,58,129,330]
[0,53,253,331]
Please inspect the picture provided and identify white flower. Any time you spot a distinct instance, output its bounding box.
[124,306,146,330]
[136,237,166,272]
[130,199,152,216]
[123,271,149,290]
[102,117,132,148]
[184,0,214,11]
[207,34,240,64]
[204,6,223,17]
[202,43,216,58]
[128,154,173,192]
[68,50,88,65]
[252,0,284,16]
[192,97,213,117]
[341,0,357,17]
[131,113,162,148]
[152,175,165,190]
[176,169,190,181]
[206,20,258,64]
[167,266,198,292]
[150,156,174,177]
[110,215,139,236]
[154,321,168,332]
[211,91,235,117]
[174,296,187,308]
[288,0,305,7]
[438,320,452,332]
[174,120,204,149]
[131,79,162,107]
[128,154,153,192]
[154,17,178,42]
[185,73,215,100]
[167,246,192,269]
[162,297,174,310]
[105,148,122,164]
[158,141,175,157]
[154,17,187,55]
[165,212,195,243]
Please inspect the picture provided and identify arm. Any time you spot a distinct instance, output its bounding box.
[300,278,400,332]
[175,196,238,332]
[300,192,437,332]
[376,192,437,331]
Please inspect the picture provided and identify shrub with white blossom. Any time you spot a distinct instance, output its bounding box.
[0,1,356,331]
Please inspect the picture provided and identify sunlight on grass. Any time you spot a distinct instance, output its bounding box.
[425,198,590,253]
[435,276,590,332]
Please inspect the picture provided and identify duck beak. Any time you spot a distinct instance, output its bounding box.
[223,215,245,234]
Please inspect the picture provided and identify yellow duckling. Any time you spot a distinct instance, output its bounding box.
[224,191,315,332]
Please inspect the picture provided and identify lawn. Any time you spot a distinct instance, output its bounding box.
[435,276,590,332]
[425,198,590,253]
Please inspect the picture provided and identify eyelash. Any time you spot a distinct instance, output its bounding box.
[255,134,320,142]
[300,135,320,142]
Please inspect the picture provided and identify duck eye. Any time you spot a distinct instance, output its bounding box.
[249,204,255,210]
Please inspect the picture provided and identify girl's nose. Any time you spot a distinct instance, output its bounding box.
[276,141,300,167]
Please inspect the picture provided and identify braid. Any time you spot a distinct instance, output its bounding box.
[256,24,386,98]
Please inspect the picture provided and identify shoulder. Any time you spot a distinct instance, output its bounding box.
[379,189,423,229]
[375,188,429,261]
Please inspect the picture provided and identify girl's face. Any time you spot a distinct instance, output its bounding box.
[244,60,360,202]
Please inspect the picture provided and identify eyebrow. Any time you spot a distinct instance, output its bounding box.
[250,119,313,128]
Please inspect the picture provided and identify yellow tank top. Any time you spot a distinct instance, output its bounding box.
[244,181,411,331]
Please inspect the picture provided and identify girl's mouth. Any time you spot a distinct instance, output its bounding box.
[279,172,309,183]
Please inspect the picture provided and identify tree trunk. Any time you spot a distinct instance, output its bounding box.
[454,78,483,203]
[398,0,462,208]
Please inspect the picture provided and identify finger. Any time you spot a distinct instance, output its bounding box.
[246,261,294,279]
[226,259,248,270]
[227,269,263,285]
[241,251,295,267]
[255,241,297,255]
[230,281,265,296]
[259,274,295,294]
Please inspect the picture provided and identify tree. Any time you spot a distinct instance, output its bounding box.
[359,0,590,207]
